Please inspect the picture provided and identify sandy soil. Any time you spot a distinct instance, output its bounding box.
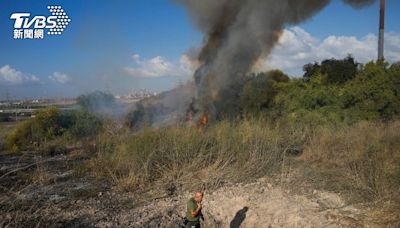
[124,179,368,228]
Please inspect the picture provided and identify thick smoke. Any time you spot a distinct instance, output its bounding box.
[175,0,376,120]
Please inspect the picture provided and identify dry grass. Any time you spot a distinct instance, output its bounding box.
[0,122,17,152]
[301,121,400,202]
[88,119,400,214]
[0,122,16,138]
[1,118,399,225]
[89,118,306,193]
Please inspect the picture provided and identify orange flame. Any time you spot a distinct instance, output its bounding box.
[199,113,209,128]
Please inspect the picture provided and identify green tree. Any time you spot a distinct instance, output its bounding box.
[77,91,116,113]
[240,70,289,115]
[303,56,359,85]
[341,61,400,121]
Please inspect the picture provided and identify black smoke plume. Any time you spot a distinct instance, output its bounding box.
[175,0,376,121]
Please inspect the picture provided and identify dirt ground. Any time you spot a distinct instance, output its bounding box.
[1,148,385,228]
[123,179,374,228]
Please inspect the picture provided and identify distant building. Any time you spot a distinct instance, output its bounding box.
[116,89,157,101]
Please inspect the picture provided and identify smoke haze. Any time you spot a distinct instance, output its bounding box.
[175,0,377,119]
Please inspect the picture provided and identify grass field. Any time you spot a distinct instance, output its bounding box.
[1,115,399,225]
[0,122,17,151]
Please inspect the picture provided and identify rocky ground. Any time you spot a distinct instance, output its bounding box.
[0,151,386,227]
[125,179,371,228]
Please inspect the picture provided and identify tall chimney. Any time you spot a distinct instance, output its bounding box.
[378,0,385,61]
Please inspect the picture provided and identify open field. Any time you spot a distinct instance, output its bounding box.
[1,118,399,227]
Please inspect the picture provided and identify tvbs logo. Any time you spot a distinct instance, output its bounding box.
[10,6,71,39]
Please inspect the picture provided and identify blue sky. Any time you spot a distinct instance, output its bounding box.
[0,0,399,99]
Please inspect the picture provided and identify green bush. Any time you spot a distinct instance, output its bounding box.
[4,120,35,153]
[303,55,358,84]
[5,108,62,152]
[77,91,116,113]
[63,109,102,138]
[240,70,289,116]
[245,60,400,125]
[4,107,102,152]
[341,62,400,120]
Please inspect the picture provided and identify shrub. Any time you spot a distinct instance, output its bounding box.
[4,107,102,152]
[5,108,62,151]
[240,70,289,116]
[4,120,35,152]
[263,61,400,125]
[303,55,358,84]
[341,62,400,120]
[77,91,116,114]
[63,109,102,138]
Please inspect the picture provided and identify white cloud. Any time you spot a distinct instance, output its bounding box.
[125,28,400,79]
[49,72,71,84]
[124,54,194,78]
[262,27,400,76]
[0,65,40,85]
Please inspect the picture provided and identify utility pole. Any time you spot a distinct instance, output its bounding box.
[378,0,385,61]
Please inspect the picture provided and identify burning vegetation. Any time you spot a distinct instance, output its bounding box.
[2,0,400,226]
[176,0,378,123]
[124,0,382,129]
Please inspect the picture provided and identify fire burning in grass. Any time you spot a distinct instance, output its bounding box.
[176,0,377,123]
[126,0,378,130]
